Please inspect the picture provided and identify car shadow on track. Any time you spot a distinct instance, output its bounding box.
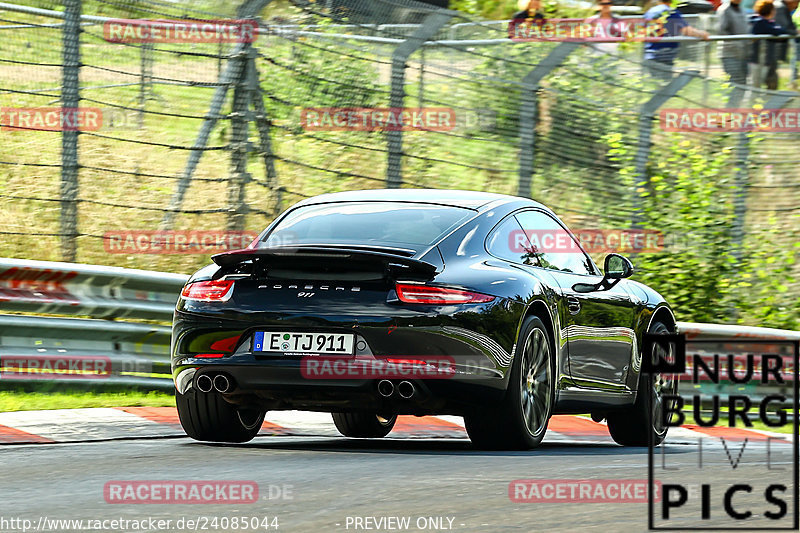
[188,437,695,457]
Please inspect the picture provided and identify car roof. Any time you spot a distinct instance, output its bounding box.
[292,189,547,211]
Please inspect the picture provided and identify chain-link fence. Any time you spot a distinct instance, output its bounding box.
[0,0,798,327]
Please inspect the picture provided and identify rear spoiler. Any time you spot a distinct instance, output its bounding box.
[211,245,439,280]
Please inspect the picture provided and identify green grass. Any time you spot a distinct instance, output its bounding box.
[576,412,796,434]
[0,390,174,412]
[745,418,795,435]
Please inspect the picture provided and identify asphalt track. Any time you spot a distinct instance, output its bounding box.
[0,409,796,533]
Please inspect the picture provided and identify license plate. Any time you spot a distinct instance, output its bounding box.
[253,331,355,355]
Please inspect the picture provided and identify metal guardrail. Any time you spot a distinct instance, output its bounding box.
[0,314,172,389]
[0,259,796,397]
[0,259,186,390]
[679,321,800,341]
[0,257,186,321]
[678,321,796,410]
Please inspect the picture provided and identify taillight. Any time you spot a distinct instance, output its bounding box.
[180,280,234,302]
[395,283,494,304]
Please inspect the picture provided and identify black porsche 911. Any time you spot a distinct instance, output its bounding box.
[171,189,677,450]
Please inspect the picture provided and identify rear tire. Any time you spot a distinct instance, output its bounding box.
[464,315,554,450]
[176,389,265,443]
[332,412,397,438]
[607,320,678,447]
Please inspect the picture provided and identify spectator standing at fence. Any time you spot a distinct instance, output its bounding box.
[585,0,622,54]
[717,0,751,84]
[644,0,710,80]
[774,0,798,65]
[512,0,546,22]
[750,0,788,89]
[509,0,547,39]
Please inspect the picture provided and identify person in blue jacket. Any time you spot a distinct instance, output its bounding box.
[644,0,710,80]
[749,0,789,89]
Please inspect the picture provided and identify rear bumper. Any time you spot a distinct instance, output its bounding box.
[173,357,506,415]
[171,305,520,414]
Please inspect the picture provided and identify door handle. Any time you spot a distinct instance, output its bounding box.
[567,297,581,315]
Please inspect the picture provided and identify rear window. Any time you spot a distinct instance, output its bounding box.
[262,201,474,249]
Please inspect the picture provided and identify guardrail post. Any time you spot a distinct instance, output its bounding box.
[517,42,577,199]
[60,0,81,262]
[386,10,454,189]
[161,0,272,230]
[631,71,696,228]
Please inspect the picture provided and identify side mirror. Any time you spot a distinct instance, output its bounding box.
[572,254,634,293]
[604,253,634,280]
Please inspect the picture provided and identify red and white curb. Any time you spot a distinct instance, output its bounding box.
[0,408,790,446]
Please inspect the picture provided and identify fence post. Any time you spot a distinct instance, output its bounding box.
[516,42,577,199]
[386,11,454,189]
[702,40,710,105]
[418,46,425,108]
[227,48,251,233]
[160,0,272,230]
[729,91,794,263]
[250,59,281,216]
[631,71,695,228]
[60,0,81,262]
[138,42,153,129]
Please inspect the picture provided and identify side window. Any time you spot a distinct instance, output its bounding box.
[486,216,540,265]
[514,211,594,275]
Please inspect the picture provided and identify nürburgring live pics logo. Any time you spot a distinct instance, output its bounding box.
[643,333,798,530]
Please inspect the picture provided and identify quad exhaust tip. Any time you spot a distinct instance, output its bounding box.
[377,380,394,398]
[213,374,231,393]
[195,374,213,393]
[195,373,233,393]
[397,380,415,399]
